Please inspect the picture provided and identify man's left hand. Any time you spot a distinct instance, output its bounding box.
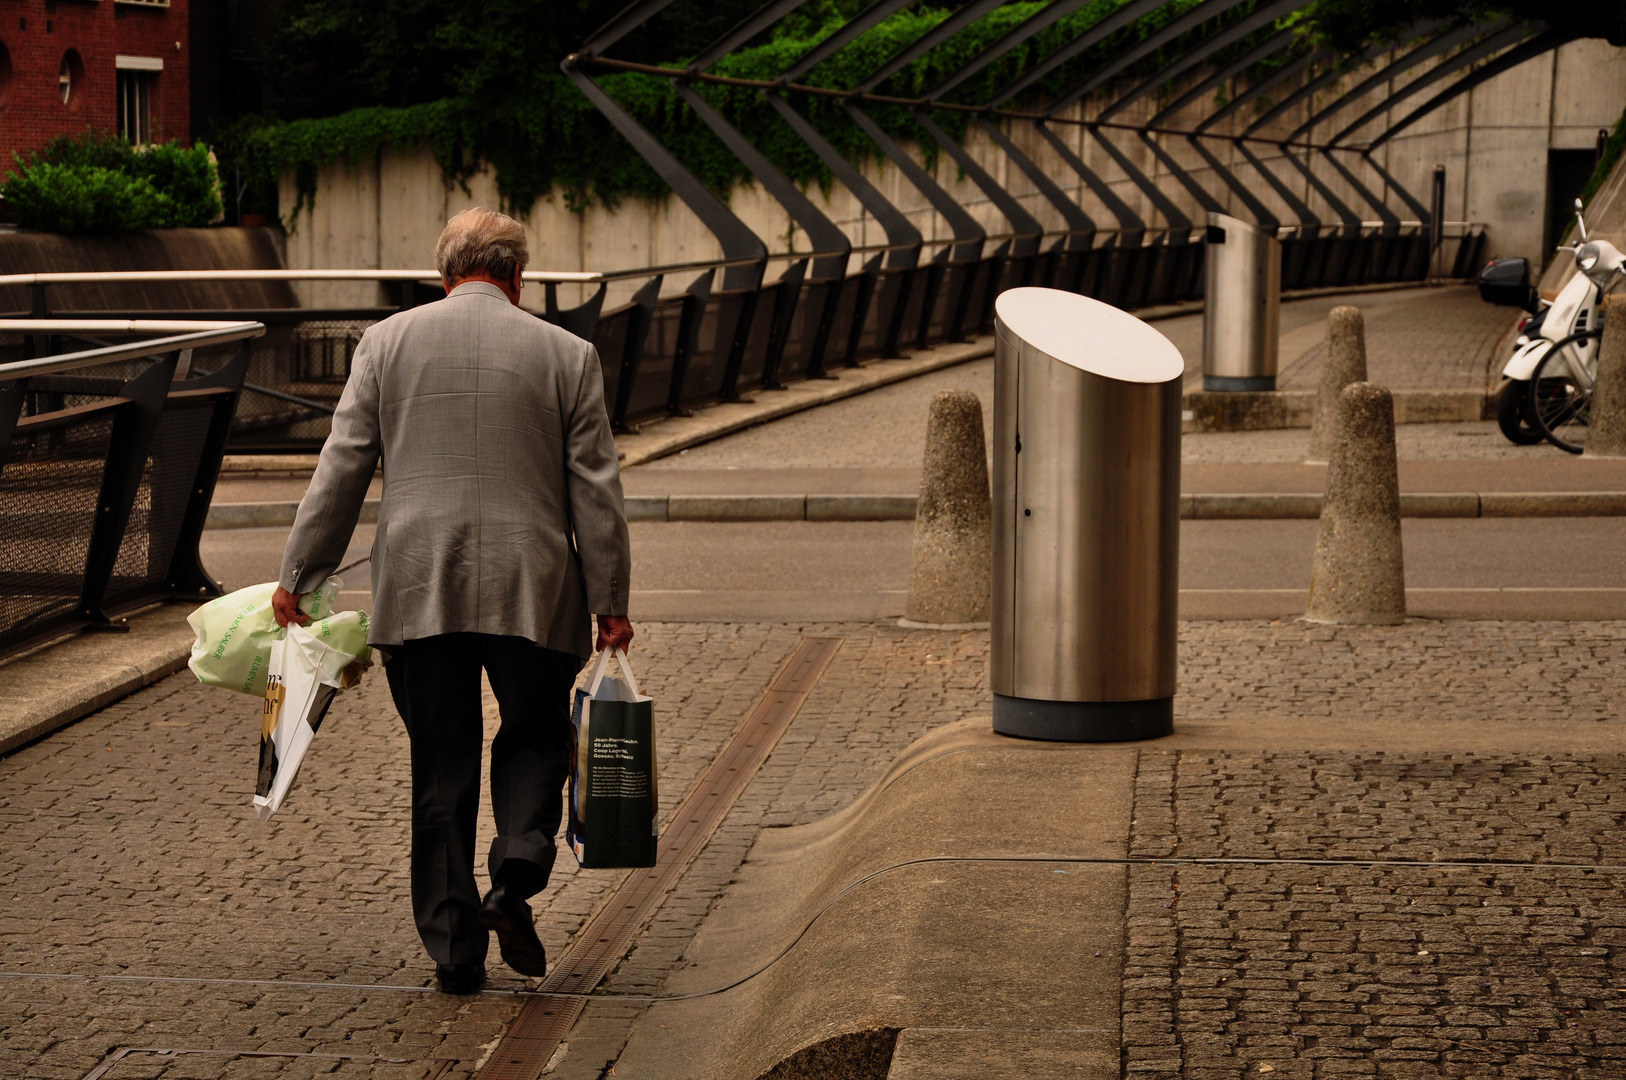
[273,586,310,628]
[596,615,634,653]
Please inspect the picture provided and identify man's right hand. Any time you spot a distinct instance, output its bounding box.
[596,615,634,654]
[272,586,310,629]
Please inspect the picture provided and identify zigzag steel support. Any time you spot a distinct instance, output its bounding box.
[674,84,850,279]
[1327,23,1533,145]
[1370,29,1575,149]
[1148,30,1296,127]
[1195,49,1320,134]
[1036,123,1146,241]
[1286,20,1496,143]
[564,68,766,290]
[1098,0,1301,122]
[1137,132,1223,215]
[767,94,922,269]
[1089,128,1192,233]
[977,118,1096,249]
[844,102,986,262]
[1186,138,1279,230]
[914,110,1043,257]
[1235,140,1320,234]
[1045,0,1249,117]
[990,0,1170,108]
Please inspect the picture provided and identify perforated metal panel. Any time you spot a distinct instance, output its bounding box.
[0,407,120,651]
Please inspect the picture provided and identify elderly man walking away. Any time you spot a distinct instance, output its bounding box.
[271,208,633,995]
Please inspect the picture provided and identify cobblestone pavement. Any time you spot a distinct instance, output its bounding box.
[1124,701,1626,1078]
[1277,287,1513,393]
[0,622,988,1080]
[4,619,1624,1078]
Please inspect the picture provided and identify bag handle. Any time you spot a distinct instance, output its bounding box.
[586,647,642,699]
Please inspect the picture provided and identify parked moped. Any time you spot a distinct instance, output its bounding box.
[1480,198,1623,452]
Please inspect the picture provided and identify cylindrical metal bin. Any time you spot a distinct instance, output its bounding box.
[1202,211,1280,392]
[991,288,1183,742]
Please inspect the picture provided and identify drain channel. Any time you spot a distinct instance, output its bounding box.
[475,636,844,1080]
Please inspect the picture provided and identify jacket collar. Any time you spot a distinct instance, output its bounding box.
[447,280,511,302]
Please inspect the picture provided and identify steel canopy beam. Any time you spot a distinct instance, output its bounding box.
[845,102,986,262]
[1089,128,1193,232]
[923,0,1096,101]
[858,0,1007,92]
[1327,22,1538,145]
[1370,28,1576,149]
[1186,137,1279,229]
[977,117,1097,247]
[1036,123,1147,239]
[1046,0,1252,117]
[1099,0,1301,122]
[766,95,922,268]
[1148,30,1297,127]
[779,0,913,82]
[988,0,1171,109]
[1319,150,1401,231]
[1195,48,1321,133]
[915,110,1043,256]
[1283,20,1487,142]
[563,66,766,290]
[689,0,811,73]
[674,84,851,279]
[1138,132,1224,214]
[1234,139,1320,232]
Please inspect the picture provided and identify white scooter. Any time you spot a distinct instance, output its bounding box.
[1482,198,1624,453]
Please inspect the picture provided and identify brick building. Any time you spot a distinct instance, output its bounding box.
[0,0,190,165]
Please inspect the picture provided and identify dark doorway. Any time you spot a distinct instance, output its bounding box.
[1547,149,1598,255]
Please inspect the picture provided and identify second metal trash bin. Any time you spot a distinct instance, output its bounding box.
[1202,211,1280,392]
[991,287,1183,742]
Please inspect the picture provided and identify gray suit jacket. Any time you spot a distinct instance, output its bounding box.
[278,281,630,656]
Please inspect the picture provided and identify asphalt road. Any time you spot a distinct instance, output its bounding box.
[200,515,1626,622]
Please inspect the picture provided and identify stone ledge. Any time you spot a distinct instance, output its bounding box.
[1183,389,1490,432]
[0,605,196,757]
[204,490,1626,528]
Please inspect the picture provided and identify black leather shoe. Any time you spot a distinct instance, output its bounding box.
[436,962,486,995]
[479,883,548,977]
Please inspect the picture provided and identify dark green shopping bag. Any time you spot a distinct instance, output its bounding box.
[567,648,657,868]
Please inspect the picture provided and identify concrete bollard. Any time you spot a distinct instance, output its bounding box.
[1305,382,1406,625]
[904,390,992,627]
[1306,305,1368,463]
[1584,295,1626,458]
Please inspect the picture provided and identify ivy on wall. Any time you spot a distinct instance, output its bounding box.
[217,0,1324,225]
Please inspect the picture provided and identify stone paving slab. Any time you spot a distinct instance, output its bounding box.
[1124,749,1626,1078]
[4,618,1624,1079]
[0,605,196,757]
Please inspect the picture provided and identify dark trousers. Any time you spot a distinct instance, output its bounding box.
[384,633,583,965]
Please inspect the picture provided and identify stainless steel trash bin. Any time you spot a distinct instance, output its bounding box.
[1202,211,1280,392]
[991,287,1183,742]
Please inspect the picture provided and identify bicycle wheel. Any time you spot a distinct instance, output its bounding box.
[1528,330,1602,454]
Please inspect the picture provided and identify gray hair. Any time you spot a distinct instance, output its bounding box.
[434,208,529,283]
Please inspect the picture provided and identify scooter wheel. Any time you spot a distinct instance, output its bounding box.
[1494,379,1544,445]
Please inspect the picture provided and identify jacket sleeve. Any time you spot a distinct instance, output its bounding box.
[278,332,382,594]
[562,343,631,615]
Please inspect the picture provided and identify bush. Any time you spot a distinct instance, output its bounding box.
[0,132,223,234]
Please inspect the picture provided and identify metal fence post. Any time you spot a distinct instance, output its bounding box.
[78,351,180,623]
[165,342,252,598]
[611,275,664,433]
[666,270,715,416]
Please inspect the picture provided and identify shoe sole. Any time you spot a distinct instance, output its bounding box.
[478,907,548,977]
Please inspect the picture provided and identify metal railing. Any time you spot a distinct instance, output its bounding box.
[0,221,1486,453]
[0,321,264,659]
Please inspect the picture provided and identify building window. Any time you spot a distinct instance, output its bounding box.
[117,71,155,142]
[59,50,82,110]
[0,42,12,109]
[115,56,162,143]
